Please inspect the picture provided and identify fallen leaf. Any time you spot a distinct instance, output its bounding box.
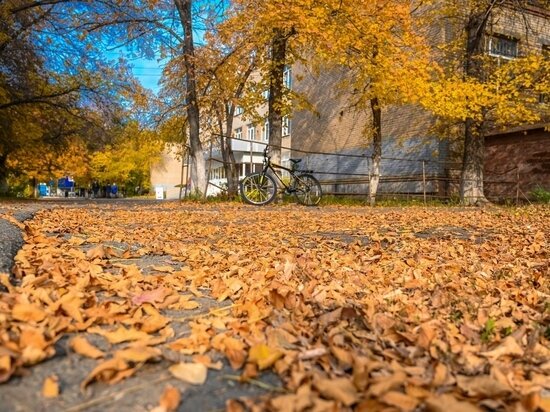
[12,303,46,323]
[456,374,511,398]
[151,385,181,412]
[114,346,161,363]
[169,362,208,385]
[131,287,172,306]
[314,377,358,406]
[42,375,60,398]
[69,336,105,359]
[248,344,284,370]
[425,394,483,412]
[368,371,406,397]
[150,265,175,273]
[87,326,151,344]
[81,358,129,389]
[480,336,524,360]
[380,391,419,412]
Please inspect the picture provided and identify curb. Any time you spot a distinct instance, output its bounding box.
[0,209,38,276]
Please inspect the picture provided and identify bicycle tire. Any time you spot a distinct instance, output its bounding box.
[293,174,322,206]
[240,173,277,206]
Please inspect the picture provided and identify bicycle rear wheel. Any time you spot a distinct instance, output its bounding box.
[240,173,277,205]
[294,174,322,206]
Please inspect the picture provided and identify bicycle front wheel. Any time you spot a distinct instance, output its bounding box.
[294,174,322,206]
[240,173,277,206]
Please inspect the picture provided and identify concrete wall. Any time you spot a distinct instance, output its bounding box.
[150,145,187,200]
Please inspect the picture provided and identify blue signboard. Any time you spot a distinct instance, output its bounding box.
[38,183,48,197]
[58,177,75,190]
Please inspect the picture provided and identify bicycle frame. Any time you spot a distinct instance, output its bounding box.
[259,148,305,192]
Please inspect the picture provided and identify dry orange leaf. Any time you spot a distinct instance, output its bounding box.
[456,374,511,398]
[425,394,483,412]
[12,303,46,323]
[87,326,151,344]
[114,346,161,363]
[69,336,105,359]
[223,337,247,370]
[131,287,172,306]
[151,385,181,412]
[42,375,60,398]
[314,377,358,406]
[169,362,208,385]
[480,336,524,360]
[380,391,419,412]
[81,358,129,389]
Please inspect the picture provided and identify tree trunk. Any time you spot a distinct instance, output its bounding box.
[369,97,382,206]
[460,118,486,204]
[0,154,8,195]
[267,28,288,168]
[221,136,239,198]
[460,8,491,205]
[174,0,206,196]
[220,110,239,198]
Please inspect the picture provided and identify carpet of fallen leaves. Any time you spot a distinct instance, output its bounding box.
[0,203,549,412]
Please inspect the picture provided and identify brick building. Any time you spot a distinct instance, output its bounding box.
[156,3,549,200]
[284,3,550,200]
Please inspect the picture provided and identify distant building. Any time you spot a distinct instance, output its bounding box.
[150,145,188,199]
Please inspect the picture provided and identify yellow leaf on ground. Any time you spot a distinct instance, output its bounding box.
[169,362,208,385]
[69,336,105,359]
[248,344,283,370]
[42,375,60,398]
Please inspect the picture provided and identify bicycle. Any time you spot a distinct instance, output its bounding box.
[240,145,322,206]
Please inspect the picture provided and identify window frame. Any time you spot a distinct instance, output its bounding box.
[247,124,256,140]
[282,116,291,137]
[262,120,269,142]
[234,127,242,141]
[487,34,519,60]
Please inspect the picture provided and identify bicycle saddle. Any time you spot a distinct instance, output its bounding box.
[289,158,302,164]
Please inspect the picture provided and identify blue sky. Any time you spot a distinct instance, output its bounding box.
[131,58,164,94]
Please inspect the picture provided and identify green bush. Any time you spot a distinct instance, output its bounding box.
[530,186,550,203]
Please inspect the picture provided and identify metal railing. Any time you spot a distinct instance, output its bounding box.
[194,134,533,204]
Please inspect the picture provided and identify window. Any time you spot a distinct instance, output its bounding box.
[235,106,243,115]
[283,66,292,89]
[247,124,255,140]
[488,34,518,59]
[234,127,242,140]
[282,116,291,136]
[262,120,269,141]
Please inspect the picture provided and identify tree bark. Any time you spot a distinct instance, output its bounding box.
[174,0,206,196]
[0,154,9,195]
[461,118,486,204]
[267,28,288,168]
[460,7,491,205]
[369,97,382,206]
[218,108,239,198]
